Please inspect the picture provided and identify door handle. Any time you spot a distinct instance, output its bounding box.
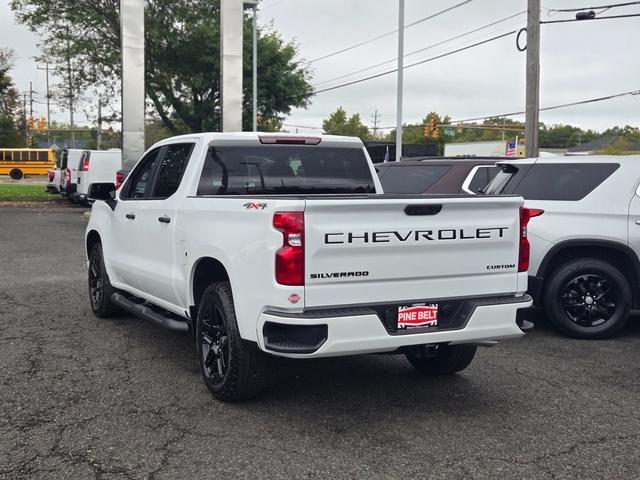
[158,215,171,224]
[125,213,136,220]
[635,220,640,225]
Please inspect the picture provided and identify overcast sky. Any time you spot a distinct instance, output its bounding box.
[1,0,639,133]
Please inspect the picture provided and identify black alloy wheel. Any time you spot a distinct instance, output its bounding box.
[544,258,631,339]
[195,282,268,401]
[560,274,617,328]
[199,302,230,385]
[87,243,119,317]
[88,252,104,310]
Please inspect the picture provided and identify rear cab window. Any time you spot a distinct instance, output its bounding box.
[377,165,451,194]
[197,145,375,195]
[484,162,619,200]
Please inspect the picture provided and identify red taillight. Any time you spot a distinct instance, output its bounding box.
[66,168,71,183]
[518,207,544,272]
[83,158,90,171]
[115,171,126,190]
[48,171,54,182]
[273,212,305,286]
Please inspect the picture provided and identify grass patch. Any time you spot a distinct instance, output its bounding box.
[0,184,62,202]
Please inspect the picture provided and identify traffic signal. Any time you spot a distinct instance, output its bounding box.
[28,116,35,131]
[38,116,47,132]
[423,123,430,137]
[430,118,439,139]
[28,135,34,147]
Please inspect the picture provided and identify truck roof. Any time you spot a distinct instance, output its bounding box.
[151,132,364,148]
[497,155,640,165]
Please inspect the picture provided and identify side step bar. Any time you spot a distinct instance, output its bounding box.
[111,292,189,333]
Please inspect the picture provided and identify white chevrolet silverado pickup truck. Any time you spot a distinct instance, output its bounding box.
[86,133,534,401]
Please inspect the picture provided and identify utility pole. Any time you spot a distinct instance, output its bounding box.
[395,0,405,161]
[29,81,36,119]
[23,93,28,146]
[371,110,381,138]
[97,98,103,150]
[66,27,75,149]
[525,0,540,158]
[37,62,51,142]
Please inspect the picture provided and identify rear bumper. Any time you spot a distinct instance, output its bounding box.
[257,295,533,358]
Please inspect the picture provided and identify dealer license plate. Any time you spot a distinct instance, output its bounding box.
[397,304,438,329]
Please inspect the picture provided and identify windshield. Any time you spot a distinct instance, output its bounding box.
[197,145,376,195]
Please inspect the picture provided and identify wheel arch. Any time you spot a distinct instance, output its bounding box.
[190,257,231,311]
[86,229,102,259]
[536,239,640,308]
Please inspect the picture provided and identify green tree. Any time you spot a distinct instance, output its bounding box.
[11,0,313,133]
[322,107,370,140]
[0,48,23,146]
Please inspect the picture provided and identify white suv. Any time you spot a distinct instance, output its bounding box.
[484,155,640,339]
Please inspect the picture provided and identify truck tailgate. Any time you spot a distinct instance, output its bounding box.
[303,196,523,308]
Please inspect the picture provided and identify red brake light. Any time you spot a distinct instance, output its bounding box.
[83,157,90,171]
[518,207,544,272]
[259,135,321,145]
[115,171,126,190]
[66,168,71,183]
[48,171,54,182]
[273,212,305,286]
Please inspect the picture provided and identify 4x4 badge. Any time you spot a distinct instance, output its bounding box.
[243,202,268,210]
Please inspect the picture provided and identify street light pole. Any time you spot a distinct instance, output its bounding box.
[395,0,405,161]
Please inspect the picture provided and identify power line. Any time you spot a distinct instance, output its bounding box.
[370,88,640,129]
[311,30,516,96]
[285,88,640,132]
[309,0,474,63]
[313,10,526,87]
[541,12,640,23]
[547,1,640,12]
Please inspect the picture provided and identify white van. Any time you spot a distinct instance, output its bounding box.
[59,149,84,199]
[74,150,122,203]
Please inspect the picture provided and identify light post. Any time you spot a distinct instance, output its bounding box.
[244,1,259,132]
[396,0,405,161]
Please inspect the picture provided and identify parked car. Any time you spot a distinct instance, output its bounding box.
[86,133,534,401]
[376,157,501,194]
[46,168,62,194]
[59,149,83,200]
[74,149,122,204]
[483,155,640,339]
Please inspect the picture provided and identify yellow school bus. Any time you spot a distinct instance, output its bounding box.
[0,148,56,180]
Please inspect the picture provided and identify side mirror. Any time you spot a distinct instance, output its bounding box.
[88,183,117,210]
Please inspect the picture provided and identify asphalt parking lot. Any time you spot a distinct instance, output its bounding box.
[1,204,640,480]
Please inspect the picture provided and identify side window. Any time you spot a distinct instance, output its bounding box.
[123,148,162,199]
[466,166,500,193]
[151,143,195,199]
[377,165,451,194]
[38,151,48,162]
[514,163,620,201]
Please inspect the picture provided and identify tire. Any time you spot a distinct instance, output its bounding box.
[196,282,268,402]
[88,243,119,318]
[9,169,23,180]
[406,344,477,375]
[544,258,631,339]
